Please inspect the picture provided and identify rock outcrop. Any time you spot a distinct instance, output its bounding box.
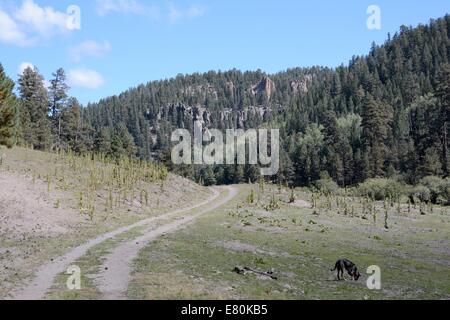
[290,74,313,94]
[251,76,276,101]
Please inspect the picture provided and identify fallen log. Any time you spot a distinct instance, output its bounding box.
[233,266,278,280]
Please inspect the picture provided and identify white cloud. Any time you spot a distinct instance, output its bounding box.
[169,3,206,23]
[68,69,105,90]
[186,5,206,18]
[96,0,206,22]
[69,40,111,62]
[17,62,35,74]
[168,4,182,23]
[96,0,160,18]
[0,0,75,46]
[0,9,29,45]
[14,0,68,36]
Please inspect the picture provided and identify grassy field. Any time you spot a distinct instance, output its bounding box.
[127,184,450,300]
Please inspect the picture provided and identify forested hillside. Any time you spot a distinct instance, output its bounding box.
[1,15,449,188]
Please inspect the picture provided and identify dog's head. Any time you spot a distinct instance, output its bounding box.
[353,270,361,281]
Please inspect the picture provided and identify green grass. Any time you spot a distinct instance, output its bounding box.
[128,184,450,300]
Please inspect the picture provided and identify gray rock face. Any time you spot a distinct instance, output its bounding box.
[290,74,313,94]
[251,76,276,100]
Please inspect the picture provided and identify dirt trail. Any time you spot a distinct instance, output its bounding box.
[95,186,238,300]
[8,188,222,300]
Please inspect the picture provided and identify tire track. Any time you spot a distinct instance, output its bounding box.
[95,186,238,300]
[9,188,221,300]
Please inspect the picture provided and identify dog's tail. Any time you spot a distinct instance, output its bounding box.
[330,262,338,271]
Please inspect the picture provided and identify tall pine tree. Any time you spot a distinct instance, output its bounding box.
[48,68,69,149]
[436,64,450,176]
[18,66,52,150]
[361,95,393,178]
[0,64,16,148]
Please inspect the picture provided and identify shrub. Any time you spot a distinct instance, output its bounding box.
[357,178,404,200]
[247,190,255,204]
[289,188,296,203]
[437,179,450,205]
[419,176,450,205]
[410,185,430,203]
[312,178,340,195]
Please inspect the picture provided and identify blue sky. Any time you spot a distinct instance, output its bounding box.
[0,0,448,105]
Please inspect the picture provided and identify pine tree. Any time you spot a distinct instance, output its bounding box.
[0,64,16,148]
[232,164,245,184]
[60,97,89,153]
[18,66,52,150]
[409,94,442,180]
[435,64,450,176]
[361,95,393,177]
[200,166,217,186]
[276,151,295,186]
[48,68,69,149]
[94,127,113,155]
[294,124,324,185]
[323,110,344,184]
[111,123,137,157]
[244,164,260,184]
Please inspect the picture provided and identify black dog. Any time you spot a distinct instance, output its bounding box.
[331,259,361,281]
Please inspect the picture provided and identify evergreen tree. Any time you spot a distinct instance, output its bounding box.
[60,97,90,153]
[409,94,442,180]
[18,67,52,150]
[231,164,245,184]
[435,64,450,176]
[200,166,217,186]
[111,123,137,157]
[48,68,69,149]
[361,95,393,177]
[94,127,113,155]
[294,124,324,185]
[276,150,295,186]
[0,64,16,147]
[244,164,260,184]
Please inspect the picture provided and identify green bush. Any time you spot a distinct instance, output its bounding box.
[439,179,450,205]
[410,185,431,203]
[312,178,340,195]
[418,176,450,205]
[357,178,404,200]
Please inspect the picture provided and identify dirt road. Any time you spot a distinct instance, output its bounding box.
[95,186,238,299]
[9,186,236,300]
